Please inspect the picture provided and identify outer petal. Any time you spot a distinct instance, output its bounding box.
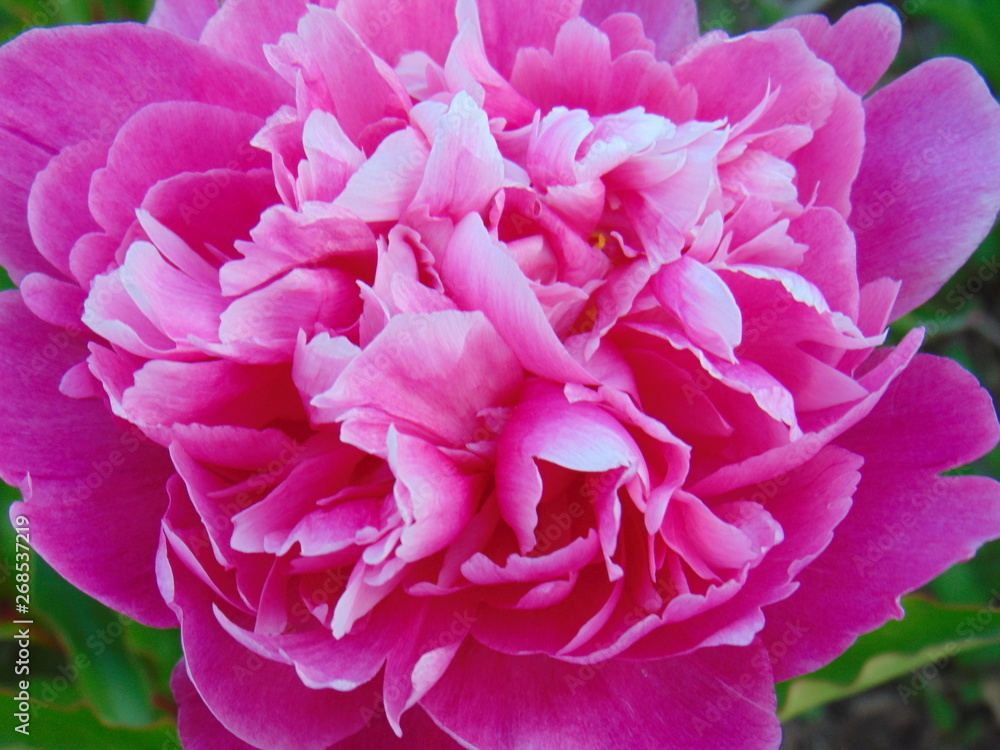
[147,0,219,40]
[581,0,699,61]
[0,22,289,282]
[475,0,584,76]
[89,102,267,236]
[172,661,259,750]
[761,354,1000,681]
[775,3,900,95]
[201,0,309,72]
[27,140,108,280]
[329,706,465,749]
[1,292,175,626]
[851,58,1000,319]
[162,545,380,750]
[421,640,781,750]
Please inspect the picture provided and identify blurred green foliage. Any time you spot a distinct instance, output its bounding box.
[1,0,999,748]
[0,0,152,43]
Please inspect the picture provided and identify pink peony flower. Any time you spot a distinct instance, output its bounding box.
[2,0,999,747]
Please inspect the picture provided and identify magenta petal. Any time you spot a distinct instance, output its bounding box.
[200,0,308,72]
[776,4,900,95]
[0,22,289,281]
[581,0,699,61]
[172,661,259,750]
[329,704,466,750]
[335,0,459,66]
[851,58,1000,318]
[762,354,1000,681]
[147,0,219,39]
[90,101,267,236]
[163,548,378,750]
[27,140,108,280]
[421,639,781,750]
[475,0,584,77]
[1,292,176,626]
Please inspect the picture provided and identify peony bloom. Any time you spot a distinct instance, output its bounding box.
[2,0,1000,747]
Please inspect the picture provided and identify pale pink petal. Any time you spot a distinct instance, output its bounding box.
[314,310,522,448]
[652,256,742,362]
[411,92,504,219]
[389,428,478,562]
[334,128,429,222]
[440,213,596,384]
[270,6,410,147]
[216,267,362,363]
[222,202,376,297]
[496,384,639,552]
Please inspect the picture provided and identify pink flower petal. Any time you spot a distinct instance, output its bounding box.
[762,354,1000,680]
[581,0,699,61]
[172,661,258,750]
[776,4,901,95]
[441,213,596,384]
[162,548,379,750]
[851,58,1000,318]
[336,0,459,66]
[0,21,289,282]
[200,0,308,72]
[147,0,219,40]
[314,309,522,449]
[1,292,176,626]
[421,639,781,750]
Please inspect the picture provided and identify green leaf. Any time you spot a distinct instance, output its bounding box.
[3,690,179,750]
[125,621,184,698]
[778,594,1000,721]
[29,554,161,726]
